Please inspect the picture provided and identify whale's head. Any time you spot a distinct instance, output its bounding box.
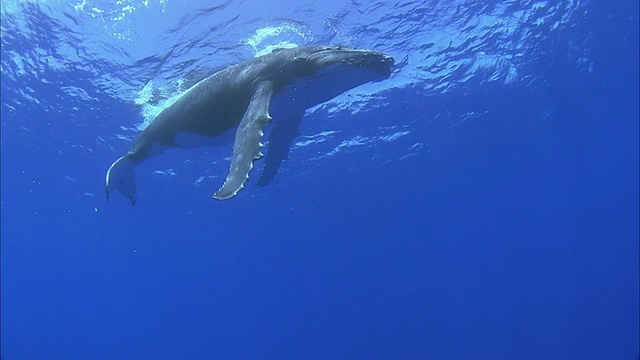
[304,45,395,80]
[266,45,394,112]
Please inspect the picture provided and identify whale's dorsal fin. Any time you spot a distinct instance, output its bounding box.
[214,80,274,200]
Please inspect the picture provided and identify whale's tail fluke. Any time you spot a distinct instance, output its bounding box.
[106,155,138,205]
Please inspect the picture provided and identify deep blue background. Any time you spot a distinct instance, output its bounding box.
[1,1,638,359]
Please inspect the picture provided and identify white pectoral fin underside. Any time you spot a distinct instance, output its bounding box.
[214,81,274,200]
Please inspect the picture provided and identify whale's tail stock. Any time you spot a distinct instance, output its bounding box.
[105,154,138,205]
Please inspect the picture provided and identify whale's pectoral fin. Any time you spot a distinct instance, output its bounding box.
[214,80,274,200]
[105,154,138,205]
[257,112,304,187]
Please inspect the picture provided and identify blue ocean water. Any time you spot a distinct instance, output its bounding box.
[1,0,638,359]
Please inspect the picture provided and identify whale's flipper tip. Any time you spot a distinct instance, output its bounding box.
[119,172,137,205]
[106,155,138,205]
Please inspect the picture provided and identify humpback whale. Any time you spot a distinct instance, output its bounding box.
[106,45,394,204]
